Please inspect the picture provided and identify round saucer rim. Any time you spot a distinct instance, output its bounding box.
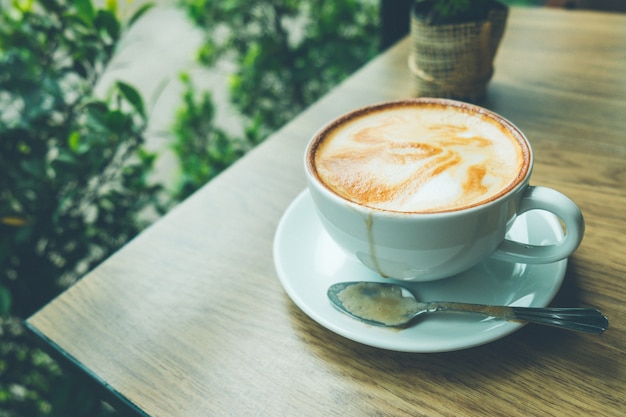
[273,189,567,353]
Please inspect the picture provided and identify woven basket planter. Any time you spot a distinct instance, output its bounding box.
[409,5,508,102]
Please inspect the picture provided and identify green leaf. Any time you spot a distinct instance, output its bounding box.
[83,100,109,126]
[127,2,155,27]
[104,0,118,14]
[68,131,81,152]
[72,60,89,78]
[20,159,45,177]
[116,81,145,118]
[105,109,128,131]
[74,0,96,24]
[137,147,157,167]
[0,285,12,316]
[54,149,78,165]
[95,10,121,41]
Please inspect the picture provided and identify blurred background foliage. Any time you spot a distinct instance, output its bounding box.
[0,0,159,319]
[0,0,157,415]
[180,0,379,132]
[170,72,263,200]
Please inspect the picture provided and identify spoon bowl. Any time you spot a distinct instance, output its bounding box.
[327,281,608,334]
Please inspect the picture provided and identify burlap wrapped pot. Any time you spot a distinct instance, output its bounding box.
[409,6,508,102]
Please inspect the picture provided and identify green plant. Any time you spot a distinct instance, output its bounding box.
[180,0,380,135]
[413,0,506,24]
[170,73,262,200]
[0,0,157,318]
[1,0,159,415]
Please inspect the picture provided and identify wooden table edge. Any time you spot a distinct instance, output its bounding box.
[24,320,149,417]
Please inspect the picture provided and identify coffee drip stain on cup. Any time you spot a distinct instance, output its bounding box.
[363,213,388,278]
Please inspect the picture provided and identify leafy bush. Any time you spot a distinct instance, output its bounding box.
[0,0,158,318]
[170,73,263,199]
[0,0,158,415]
[184,0,379,132]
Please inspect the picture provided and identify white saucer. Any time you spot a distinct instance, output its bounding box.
[273,190,567,353]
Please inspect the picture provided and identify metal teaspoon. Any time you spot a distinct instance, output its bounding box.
[327,281,608,334]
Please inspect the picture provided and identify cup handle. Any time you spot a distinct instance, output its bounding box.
[491,186,585,264]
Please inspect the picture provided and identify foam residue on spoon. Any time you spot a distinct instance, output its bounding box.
[336,282,419,326]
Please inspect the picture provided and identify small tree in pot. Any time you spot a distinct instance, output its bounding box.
[409,0,509,102]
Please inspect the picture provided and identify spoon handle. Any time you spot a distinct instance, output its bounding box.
[510,307,608,334]
[427,303,608,334]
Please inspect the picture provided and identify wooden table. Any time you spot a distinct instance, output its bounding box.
[26,7,626,416]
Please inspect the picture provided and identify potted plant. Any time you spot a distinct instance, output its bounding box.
[409,0,509,102]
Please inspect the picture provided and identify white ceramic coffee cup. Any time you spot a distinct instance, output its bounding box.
[304,98,584,282]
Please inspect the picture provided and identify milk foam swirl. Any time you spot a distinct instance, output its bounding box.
[312,103,526,213]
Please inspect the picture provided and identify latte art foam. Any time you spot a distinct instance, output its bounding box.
[311,102,528,213]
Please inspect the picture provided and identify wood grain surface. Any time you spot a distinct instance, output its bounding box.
[27,7,625,417]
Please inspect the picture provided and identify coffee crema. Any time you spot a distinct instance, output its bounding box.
[309,101,529,213]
